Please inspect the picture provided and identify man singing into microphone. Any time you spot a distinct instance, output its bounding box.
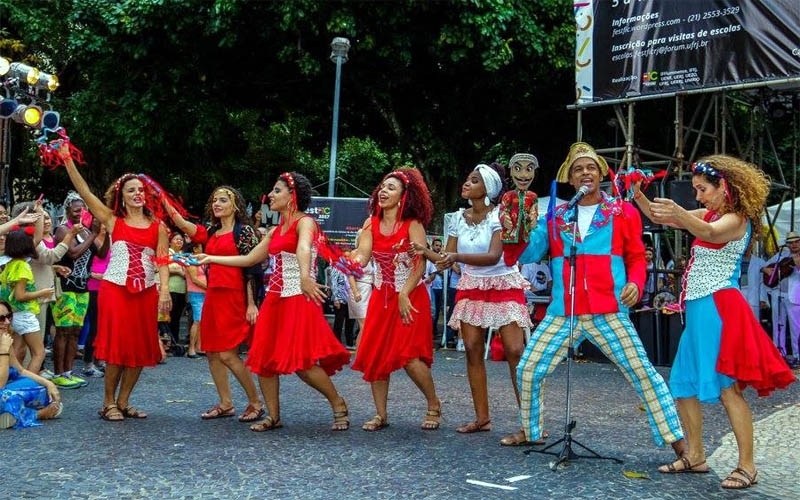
[503,142,686,460]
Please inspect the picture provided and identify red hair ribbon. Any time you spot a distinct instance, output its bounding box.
[279,172,298,223]
[36,127,85,170]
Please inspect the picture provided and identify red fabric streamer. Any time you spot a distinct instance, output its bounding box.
[612,167,668,200]
[315,231,364,279]
[37,128,85,170]
[137,173,193,221]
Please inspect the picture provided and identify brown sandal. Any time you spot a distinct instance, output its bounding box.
[331,399,349,431]
[361,415,389,432]
[99,404,124,422]
[201,404,235,420]
[658,456,710,474]
[120,406,148,419]
[238,404,265,423]
[456,420,492,434]
[421,402,442,431]
[721,468,758,489]
[250,415,283,432]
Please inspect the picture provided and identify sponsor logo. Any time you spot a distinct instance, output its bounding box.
[642,71,659,82]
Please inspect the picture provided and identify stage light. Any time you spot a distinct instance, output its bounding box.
[0,58,10,77]
[41,110,60,129]
[10,62,40,86]
[36,72,59,92]
[11,104,43,127]
[0,98,18,119]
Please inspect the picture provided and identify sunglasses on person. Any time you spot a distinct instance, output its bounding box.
[0,313,12,322]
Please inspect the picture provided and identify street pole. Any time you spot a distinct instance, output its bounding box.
[327,37,350,198]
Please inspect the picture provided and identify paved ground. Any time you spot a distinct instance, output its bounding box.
[5,350,798,499]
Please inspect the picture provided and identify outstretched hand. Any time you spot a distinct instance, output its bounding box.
[649,197,685,225]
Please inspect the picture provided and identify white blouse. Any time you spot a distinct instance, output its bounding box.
[448,207,515,277]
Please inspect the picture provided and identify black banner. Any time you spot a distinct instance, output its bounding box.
[575,0,800,104]
[307,197,369,248]
[260,197,368,248]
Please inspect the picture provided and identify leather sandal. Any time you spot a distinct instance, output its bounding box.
[99,404,124,422]
[456,420,492,434]
[421,401,442,431]
[658,456,710,474]
[120,406,148,419]
[721,468,758,489]
[331,399,349,431]
[250,416,283,432]
[201,404,235,420]
[238,404,265,423]
[362,415,389,432]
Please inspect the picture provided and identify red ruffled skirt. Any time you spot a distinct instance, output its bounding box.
[715,289,796,396]
[351,284,433,382]
[201,287,252,353]
[245,293,351,378]
[94,281,161,368]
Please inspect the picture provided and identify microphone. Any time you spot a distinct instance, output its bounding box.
[566,185,590,210]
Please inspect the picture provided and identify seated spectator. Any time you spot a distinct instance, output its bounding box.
[1,300,62,429]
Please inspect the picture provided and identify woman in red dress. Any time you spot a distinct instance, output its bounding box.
[166,187,264,423]
[351,168,442,431]
[200,172,351,432]
[60,147,171,422]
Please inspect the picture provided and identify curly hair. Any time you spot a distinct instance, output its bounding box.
[695,154,770,241]
[104,174,155,219]
[204,185,250,228]
[369,167,433,228]
[278,171,313,212]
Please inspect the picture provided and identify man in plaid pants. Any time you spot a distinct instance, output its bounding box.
[501,142,686,460]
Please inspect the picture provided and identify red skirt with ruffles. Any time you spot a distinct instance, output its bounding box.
[95,281,161,368]
[245,292,351,378]
[351,284,433,382]
[716,289,796,396]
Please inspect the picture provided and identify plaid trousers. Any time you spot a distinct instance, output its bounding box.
[516,312,684,447]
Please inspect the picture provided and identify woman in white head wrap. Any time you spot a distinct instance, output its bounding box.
[413,162,534,438]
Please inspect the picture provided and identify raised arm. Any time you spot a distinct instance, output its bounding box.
[163,199,199,239]
[59,143,113,227]
[632,181,705,230]
[650,196,746,244]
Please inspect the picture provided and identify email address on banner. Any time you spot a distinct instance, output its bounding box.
[612,41,702,62]
[612,17,681,37]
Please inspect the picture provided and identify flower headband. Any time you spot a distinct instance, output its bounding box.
[691,161,723,179]
[692,161,732,205]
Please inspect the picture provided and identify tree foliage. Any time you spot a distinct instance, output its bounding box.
[1,0,576,223]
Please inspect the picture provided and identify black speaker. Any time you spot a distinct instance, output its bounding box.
[639,181,663,231]
[669,180,699,210]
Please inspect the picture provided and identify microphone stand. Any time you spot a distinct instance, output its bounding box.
[525,211,622,470]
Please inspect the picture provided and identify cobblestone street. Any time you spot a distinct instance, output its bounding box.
[5,351,798,499]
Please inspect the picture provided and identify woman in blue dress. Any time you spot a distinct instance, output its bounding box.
[1,300,62,429]
[634,155,795,489]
